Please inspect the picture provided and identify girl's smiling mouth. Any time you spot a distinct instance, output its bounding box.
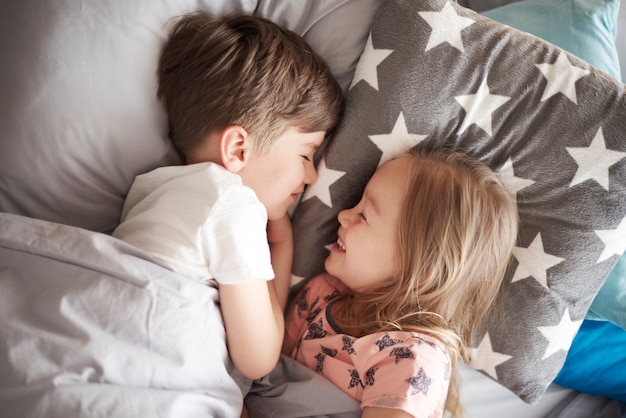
[336,236,346,252]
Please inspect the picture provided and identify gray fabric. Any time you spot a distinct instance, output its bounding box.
[246,355,360,418]
[0,213,248,417]
[291,0,626,405]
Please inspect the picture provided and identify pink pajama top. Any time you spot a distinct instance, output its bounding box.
[286,274,451,417]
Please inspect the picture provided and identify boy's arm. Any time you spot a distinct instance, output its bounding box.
[266,215,293,309]
[219,279,284,380]
[218,216,293,380]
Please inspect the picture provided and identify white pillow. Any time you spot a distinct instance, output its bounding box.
[0,1,255,232]
[255,0,383,92]
[0,0,381,233]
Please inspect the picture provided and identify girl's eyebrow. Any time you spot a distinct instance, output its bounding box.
[364,193,381,217]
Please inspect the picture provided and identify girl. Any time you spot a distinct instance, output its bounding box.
[283,148,519,418]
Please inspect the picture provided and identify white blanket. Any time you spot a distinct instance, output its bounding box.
[0,213,248,417]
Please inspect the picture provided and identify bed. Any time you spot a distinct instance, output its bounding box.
[0,0,625,417]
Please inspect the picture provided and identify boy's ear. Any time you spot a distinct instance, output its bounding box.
[219,125,249,173]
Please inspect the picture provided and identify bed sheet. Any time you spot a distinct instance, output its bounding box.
[460,366,625,418]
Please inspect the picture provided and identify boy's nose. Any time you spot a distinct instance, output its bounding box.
[304,162,318,184]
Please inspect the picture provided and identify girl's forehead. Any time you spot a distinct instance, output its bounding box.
[367,159,411,206]
[371,156,412,182]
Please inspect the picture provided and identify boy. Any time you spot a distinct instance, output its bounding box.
[113,12,343,380]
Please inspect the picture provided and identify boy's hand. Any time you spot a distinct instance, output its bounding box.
[267,215,293,245]
[266,215,293,310]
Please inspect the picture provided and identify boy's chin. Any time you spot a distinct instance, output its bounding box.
[266,208,288,221]
[267,200,296,221]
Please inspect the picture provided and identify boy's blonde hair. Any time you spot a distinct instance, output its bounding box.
[334,147,519,417]
[157,12,344,159]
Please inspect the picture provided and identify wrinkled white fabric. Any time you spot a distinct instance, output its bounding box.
[0,213,250,418]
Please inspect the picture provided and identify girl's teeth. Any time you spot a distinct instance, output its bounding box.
[337,238,345,250]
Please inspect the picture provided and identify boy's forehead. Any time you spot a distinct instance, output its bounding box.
[304,141,322,150]
[294,130,326,147]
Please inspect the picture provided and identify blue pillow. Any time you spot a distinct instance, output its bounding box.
[587,252,626,330]
[554,319,626,403]
[483,0,625,330]
[482,0,622,81]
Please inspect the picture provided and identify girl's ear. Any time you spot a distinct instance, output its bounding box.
[220,125,249,173]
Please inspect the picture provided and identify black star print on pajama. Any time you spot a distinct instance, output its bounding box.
[296,288,323,324]
[315,345,338,373]
[364,367,377,387]
[295,288,310,319]
[347,367,379,390]
[304,318,328,340]
[324,289,341,303]
[390,345,415,364]
[348,369,361,389]
[375,334,402,351]
[341,335,356,355]
[413,334,438,349]
[443,357,451,381]
[406,368,432,396]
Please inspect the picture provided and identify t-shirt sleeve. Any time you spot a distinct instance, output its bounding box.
[203,185,274,284]
[355,334,450,418]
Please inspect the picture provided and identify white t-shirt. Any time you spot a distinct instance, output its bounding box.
[113,162,274,284]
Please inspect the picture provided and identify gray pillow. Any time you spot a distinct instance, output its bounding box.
[291,0,626,404]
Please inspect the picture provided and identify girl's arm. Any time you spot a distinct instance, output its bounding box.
[362,407,413,418]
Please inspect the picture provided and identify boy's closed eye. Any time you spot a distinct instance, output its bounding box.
[300,142,320,162]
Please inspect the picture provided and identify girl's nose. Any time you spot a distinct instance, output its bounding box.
[337,208,351,226]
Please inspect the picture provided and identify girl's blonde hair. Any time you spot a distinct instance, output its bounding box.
[334,147,519,417]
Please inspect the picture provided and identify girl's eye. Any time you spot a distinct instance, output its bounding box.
[301,155,312,162]
[359,212,367,222]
